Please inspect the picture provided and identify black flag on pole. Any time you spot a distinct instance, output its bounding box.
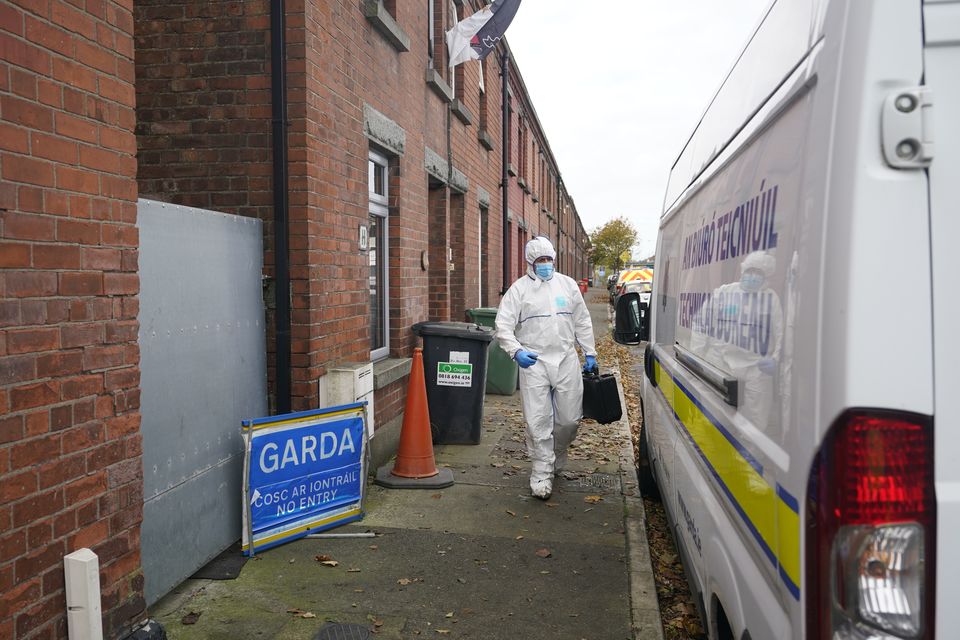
[446,0,522,67]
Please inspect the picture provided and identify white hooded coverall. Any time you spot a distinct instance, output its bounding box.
[494,237,597,493]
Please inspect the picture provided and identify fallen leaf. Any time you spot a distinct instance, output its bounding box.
[369,545,379,551]
[432,493,443,499]
[445,612,454,618]
[398,578,412,585]
[535,548,552,558]
[299,612,316,619]
[286,608,305,614]
[436,630,451,635]
[320,560,339,567]
[505,510,516,517]
[515,535,524,540]
[315,554,334,562]
[181,611,201,625]
[347,568,361,572]
[584,495,603,504]
[546,503,558,508]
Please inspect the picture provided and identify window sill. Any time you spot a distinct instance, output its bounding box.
[531,194,539,203]
[363,0,410,52]
[478,128,494,151]
[507,163,517,177]
[517,176,528,191]
[373,357,412,390]
[425,68,453,103]
[451,99,474,126]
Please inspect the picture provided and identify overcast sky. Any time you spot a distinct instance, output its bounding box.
[504,0,772,259]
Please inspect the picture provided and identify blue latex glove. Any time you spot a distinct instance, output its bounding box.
[514,350,539,368]
[583,355,598,373]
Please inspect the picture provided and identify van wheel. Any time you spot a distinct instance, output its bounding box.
[636,399,659,499]
[714,599,735,640]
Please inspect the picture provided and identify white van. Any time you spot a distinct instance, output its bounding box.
[614,1,958,639]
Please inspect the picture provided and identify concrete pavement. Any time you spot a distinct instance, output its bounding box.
[149,291,663,640]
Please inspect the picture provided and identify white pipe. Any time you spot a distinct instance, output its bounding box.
[64,548,103,640]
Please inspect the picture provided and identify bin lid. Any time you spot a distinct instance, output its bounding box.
[412,321,494,341]
[466,307,499,319]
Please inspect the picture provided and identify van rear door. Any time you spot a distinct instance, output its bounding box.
[922,2,960,635]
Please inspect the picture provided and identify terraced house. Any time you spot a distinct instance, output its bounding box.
[0,0,590,637]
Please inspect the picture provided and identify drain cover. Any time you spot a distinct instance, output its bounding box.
[312,623,371,640]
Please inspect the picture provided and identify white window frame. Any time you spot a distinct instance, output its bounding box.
[368,149,390,361]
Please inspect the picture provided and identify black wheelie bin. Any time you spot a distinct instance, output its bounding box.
[411,321,494,444]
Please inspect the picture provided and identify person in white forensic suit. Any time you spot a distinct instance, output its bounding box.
[494,236,598,500]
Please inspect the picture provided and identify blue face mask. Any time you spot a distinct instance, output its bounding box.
[740,272,764,292]
[535,263,554,280]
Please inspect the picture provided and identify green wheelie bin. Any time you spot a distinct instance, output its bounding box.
[466,307,518,395]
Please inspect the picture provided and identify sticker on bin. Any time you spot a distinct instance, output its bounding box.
[437,362,473,387]
[449,351,470,364]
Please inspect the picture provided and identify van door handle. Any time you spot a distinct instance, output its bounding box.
[673,343,739,407]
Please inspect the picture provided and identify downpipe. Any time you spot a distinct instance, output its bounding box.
[271,0,291,413]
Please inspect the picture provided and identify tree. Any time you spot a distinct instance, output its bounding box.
[590,217,639,273]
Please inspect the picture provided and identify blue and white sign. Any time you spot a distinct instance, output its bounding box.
[241,403,367,555]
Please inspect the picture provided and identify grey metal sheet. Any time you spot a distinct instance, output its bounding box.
[137,199,267,604]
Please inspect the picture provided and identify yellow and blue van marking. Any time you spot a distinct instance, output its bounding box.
[654,359,800,599]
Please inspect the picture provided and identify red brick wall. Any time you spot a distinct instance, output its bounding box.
[133,0,272,218]
[133,0,513,412]
[132,0,278,405]
[1,0,144,637]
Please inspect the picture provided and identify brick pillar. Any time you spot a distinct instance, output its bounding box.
[0,0,144,637]
[449,192,466,321]
[427,184,450,321]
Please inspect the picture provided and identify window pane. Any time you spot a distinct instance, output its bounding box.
[369,160,386,198]
[374,164,384,197]
[369,215,385,351]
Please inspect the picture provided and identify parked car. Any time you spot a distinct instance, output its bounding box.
[617,280,651,306]
[609,268,654,303]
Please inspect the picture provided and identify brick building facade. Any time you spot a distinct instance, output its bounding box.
[1,0,590,637]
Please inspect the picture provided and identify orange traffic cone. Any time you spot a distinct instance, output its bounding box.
[375,348,454,489]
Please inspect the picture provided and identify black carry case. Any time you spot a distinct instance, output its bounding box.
[582,371,623,424]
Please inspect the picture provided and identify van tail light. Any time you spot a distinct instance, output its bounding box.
[807,410,936,639]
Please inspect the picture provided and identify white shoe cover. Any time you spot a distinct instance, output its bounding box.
[531,478,553,500]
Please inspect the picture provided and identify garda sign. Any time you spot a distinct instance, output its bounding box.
[241,403,366,555]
